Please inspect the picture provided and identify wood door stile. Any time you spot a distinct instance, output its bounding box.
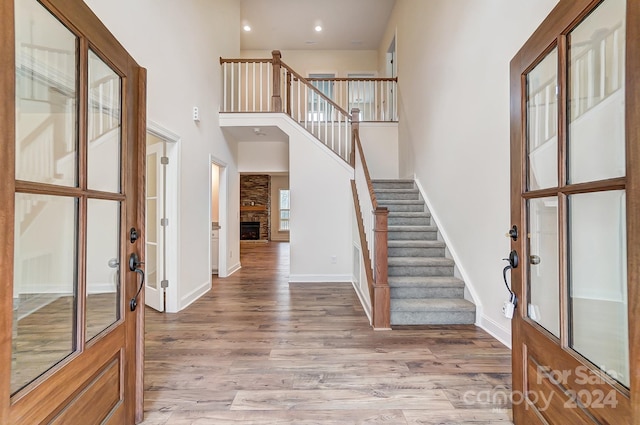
[0,1,17,423]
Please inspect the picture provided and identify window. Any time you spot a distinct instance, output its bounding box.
[279,189,290,231]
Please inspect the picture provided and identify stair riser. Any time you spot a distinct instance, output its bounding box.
[388,216,430,226]
[390,287,464,299]
[388,231,437,241]
[390,310,475,326]
[373,182,415,190]
[388,247,445,257]
[376,192,420,201]
[380,204,425,212]
[388,265,454,277]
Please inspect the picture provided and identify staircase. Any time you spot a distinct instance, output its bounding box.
[372,179,476,325]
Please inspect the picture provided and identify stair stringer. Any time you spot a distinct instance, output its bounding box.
[412,176,482,324]
[412,176,511,346]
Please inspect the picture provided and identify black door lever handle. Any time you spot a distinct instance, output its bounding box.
[129,252,145,311]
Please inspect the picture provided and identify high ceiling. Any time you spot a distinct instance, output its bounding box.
[240,0,396,51]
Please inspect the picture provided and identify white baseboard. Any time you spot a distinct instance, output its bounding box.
[227,262,241,276]
[351,281,372,325]
[479,314,512,349]
[180,280,210,311]
[413,176,484,322]
[288,274,352,283]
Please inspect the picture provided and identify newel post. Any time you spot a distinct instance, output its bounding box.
[350,108,360,166]
[373,207,390,330]
[271,50,282,112]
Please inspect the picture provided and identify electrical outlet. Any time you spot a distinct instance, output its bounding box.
[229,250,232,258]
[330,255,337,264]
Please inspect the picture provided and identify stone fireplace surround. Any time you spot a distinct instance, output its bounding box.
[240,175,270,240]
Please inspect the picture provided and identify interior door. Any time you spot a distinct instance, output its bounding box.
[145,139,164,312]
[0,0,146,423]
[510,0,639,423]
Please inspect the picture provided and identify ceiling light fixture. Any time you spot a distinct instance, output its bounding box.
[314,25,322,32]
[243,25,251,32]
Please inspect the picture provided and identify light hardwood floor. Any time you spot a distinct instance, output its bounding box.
[142,242,513,424]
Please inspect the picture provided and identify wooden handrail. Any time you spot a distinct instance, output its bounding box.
[280,61,352,119]
[307,77,398,83]
[351,181,375,304]
[352,108,389,329]
[353,129,378,210]
[219,58,273,64]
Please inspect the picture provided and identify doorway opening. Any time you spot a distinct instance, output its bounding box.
[210,157,228,278]
[145,123,179,312]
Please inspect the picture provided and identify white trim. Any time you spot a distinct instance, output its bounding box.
[413,175,483,325]
[147,120,181,142]
[145,122,181,313]
[179,279,210,310]
[226,261,242,276]
[288,274,352,283]
[480,314,512,349]
[351,281,372,325]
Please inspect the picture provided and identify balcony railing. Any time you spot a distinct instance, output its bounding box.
[220,51,398,163]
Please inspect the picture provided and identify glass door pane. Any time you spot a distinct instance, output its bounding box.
[527,48,558,191]
[568,0,626,184]
[15,0,77,186]
[87,50,121,193]
[527,197,560,337]
[569,190,628,387]
[12,194,77,394]
[86,199,121,341]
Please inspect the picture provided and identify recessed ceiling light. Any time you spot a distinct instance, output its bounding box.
[243,25,251,32]
[315,25,322,32]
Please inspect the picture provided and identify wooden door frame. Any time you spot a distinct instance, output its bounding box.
[510,0,640,422]
[0,0,146,422]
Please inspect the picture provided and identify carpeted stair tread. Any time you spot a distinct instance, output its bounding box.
[388,225,437,232]
[391,298,475,312]
[388,211,431,218]
[388,257,454,266]
[378,199,424,204]
[388,240,444,248]
[388,276,464,288]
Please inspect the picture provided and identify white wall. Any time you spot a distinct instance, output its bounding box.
[241,49,379,77]
[238,141,289,173]
[221,113,353,283]
[84,0,242,311]
[359,123,399,179]
[378,0,559,345]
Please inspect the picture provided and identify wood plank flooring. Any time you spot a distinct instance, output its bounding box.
[142,242,513,424]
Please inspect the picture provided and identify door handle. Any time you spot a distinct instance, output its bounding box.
[502,250,518,309]
[129,252,145,311]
